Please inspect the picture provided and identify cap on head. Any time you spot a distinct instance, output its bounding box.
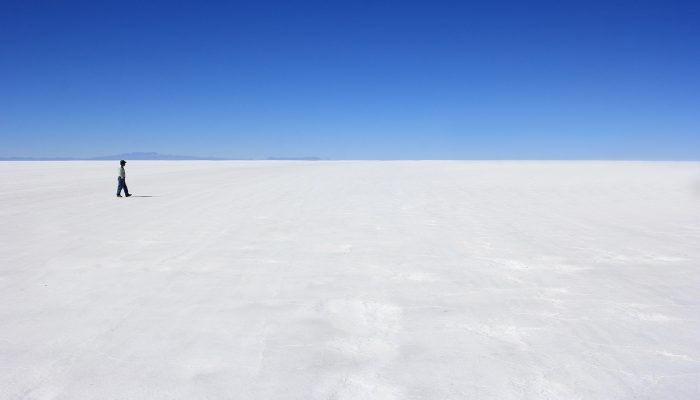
[120,160,127,166]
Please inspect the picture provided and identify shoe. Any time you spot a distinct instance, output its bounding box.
[126,194,132,197]
[117,195,123,197]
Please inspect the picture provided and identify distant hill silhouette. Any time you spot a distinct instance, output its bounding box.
[90,152,218,160]
[267,156,321,161]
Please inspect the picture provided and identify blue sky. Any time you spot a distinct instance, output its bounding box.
[1,0,698,159]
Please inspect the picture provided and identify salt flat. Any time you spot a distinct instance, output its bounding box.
[1,160,699,399]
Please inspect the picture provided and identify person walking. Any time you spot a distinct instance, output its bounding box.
[117,160,132,197]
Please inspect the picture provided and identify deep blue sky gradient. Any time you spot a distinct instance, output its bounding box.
[1,0,698,159]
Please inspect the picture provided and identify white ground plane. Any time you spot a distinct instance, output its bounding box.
[1,161,699,399]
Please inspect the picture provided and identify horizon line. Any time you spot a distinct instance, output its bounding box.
[2,158,699,162]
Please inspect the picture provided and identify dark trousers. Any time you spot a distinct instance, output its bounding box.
[117,177,130,196]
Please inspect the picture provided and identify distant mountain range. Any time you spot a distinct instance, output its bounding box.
[91,152,216,160]
[266,156,321,161]
[0,152,323,161]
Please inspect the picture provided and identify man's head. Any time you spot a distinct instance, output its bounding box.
[120,160,127,166]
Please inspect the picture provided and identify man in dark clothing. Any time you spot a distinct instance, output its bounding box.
[117,160,131,197]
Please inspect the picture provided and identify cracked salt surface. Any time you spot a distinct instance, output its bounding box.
[1,160,699,399]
